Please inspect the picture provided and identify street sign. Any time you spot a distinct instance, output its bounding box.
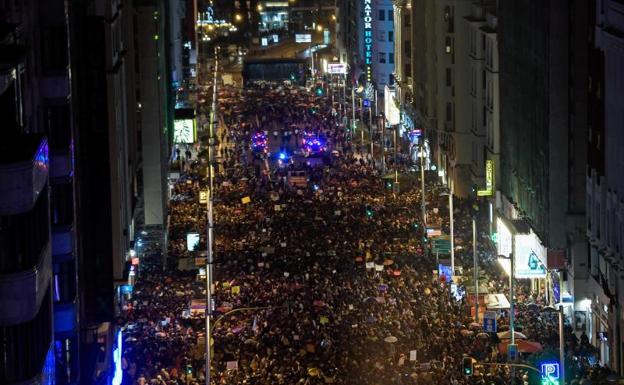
[431,236,452,255]
[483,311,497,332]
[295,34,312,43]
[541,363,560,379]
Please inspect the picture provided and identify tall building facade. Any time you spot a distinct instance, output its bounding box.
[372,0,395,90]
[585,0,624,373]
[409,0,472,196]
[136,0,173,227]
[1,0,174,383]
[498,0,588,362]
[336,0,361,68]
[0,0,75,383]
[390,0,413,122]
[463,1,499,201]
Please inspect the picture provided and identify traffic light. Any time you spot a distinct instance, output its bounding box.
[315,86,324,96]
[462,357,474,376]
[365,204,373,218]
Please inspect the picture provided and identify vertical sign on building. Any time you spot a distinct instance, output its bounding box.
[363,0,373,83]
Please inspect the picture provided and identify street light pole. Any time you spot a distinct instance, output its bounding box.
[369,103,373,158]
[351,87,356,142]
[473,218,478,322]
[205,46,219,385]
[360,98,364,146]
[559,306,565,385]
[420,140,426,227]
[381,116,386,173]
[449,180,455,276]
[510,237,516,384]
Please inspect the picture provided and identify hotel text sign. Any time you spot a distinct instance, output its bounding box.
[363,0,373,83]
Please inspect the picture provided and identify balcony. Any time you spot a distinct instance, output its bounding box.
[39,68,70,99]
[0,135,49,216]
[50,147,73,179]
[52,225,75,256]
[54,301,77,335]
[0,242,52,326]
[1,289,54,385]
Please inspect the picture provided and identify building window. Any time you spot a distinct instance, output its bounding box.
[404,63,411,77]
[389,52,394,64]
[445,36,453,54]
[446,68,452,87]
[404,41,411,57]
[388,31,394,42]
[379,52,386,63]
[446,102,453,122]
[378,30,385,41]
[42,26,68,71]
[389,10,394,21]
[404,13,411,27]
[379,9,385,21]
[482,70,486,90]
[44,104,72,148]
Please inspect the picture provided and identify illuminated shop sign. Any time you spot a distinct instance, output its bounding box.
[363,0,373,83]
[514,233,547,279]
[477,160,494,196]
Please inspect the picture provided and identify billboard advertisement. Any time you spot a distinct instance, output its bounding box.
[384,86,400,125]
[174,119,196,143]
[514,232,547,278]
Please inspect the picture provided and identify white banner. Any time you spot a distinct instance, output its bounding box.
[327,63,347,74]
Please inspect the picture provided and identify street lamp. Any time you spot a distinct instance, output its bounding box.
[205,46,220,385]
[542,306,565,385]
[497,246,517,382]
[439,183,454,275]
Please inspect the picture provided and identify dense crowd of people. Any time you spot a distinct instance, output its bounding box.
[118,80,615,385]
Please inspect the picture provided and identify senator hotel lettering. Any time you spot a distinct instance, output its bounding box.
[363,0,373,81]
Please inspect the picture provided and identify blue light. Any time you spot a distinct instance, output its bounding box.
[111,330,123,385]
[313,184,319,191]
[540,362,560,380]
[279,152,287,160]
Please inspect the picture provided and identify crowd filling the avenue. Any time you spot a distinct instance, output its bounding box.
[117,81,614,385]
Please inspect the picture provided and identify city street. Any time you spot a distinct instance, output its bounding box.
[118,80,599,385]
[3,2,620,385]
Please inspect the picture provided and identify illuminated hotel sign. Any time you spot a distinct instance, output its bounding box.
[363,0,373,83]
[477,160,494,196]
